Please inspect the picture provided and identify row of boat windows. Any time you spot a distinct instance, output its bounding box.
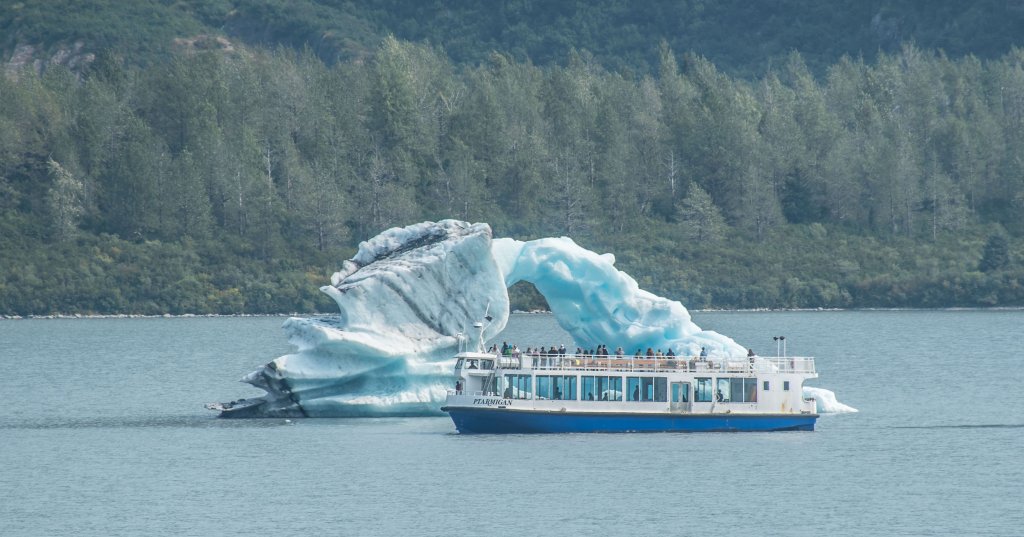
[499,374,788,402]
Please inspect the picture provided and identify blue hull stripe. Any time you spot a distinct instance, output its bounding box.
[444,408,817,434]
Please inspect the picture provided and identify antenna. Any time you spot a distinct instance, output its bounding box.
[773,336,787,357]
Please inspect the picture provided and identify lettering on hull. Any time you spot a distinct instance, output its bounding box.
[472,398,513,407]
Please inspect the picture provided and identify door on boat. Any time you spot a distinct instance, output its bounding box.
[670,382,691,413]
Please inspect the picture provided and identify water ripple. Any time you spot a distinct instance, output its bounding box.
[0,415,295,430]
[890,423,1024,430]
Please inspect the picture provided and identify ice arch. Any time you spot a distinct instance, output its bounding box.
[493,237,744,357]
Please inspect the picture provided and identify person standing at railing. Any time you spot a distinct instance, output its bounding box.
[699,347,708,361]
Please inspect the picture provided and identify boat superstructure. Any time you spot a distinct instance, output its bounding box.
[441,347,819,434]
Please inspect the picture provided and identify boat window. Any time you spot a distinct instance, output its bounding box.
[763,381,769,391]
[582,376,595,401]
[695,378,713,402]
[503,374,532,399]
[628,377,667,402]
[671,383,689,403]
[480,359,494,370]
[744,379,757,402]
[654,377,667,402]
[717,378,758,402]
[536,375,577,400]
[556,375,576,400]
[536,375,551,399]
[581,375,622,401]
[455,358,464,370]
[627,377,641,401]
[783,381,790,391]
[716,378,731,402]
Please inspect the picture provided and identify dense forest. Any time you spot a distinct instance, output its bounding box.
[2,3,1024,314]
[8,1,1024,77]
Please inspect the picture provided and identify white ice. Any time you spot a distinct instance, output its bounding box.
[494,237,744,357]
[804,386,858,413]
[222,220,850,418]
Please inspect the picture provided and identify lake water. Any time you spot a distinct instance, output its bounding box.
[2,311,1021,536]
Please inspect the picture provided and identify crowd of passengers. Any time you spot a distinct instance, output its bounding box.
[488,341,711,360]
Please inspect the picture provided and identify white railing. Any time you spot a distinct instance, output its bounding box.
[765,357,816,373]
[490,354,816,374]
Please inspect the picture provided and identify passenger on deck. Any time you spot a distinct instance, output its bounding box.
[615,346,624,356]
[587,392,594,400]
[501,341,509,355]
[632,386,640,401]
[646,348,654,357]
[635,349,642,357]
[667,348,675,357]
[747,348,756,357]
[504,385,513,398]
[655,349,664,358]
[559,344,566,355]
[699,347,708,360]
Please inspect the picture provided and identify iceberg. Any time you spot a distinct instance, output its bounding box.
[210,219,845,418]
[212,220,508,417]
[804,386,858,414]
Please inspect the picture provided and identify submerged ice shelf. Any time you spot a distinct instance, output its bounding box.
[211,220,855,418]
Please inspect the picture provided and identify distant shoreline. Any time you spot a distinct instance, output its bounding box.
[4,306,1023,321]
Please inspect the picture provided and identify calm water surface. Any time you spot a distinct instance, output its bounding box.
[2,311,1021,536]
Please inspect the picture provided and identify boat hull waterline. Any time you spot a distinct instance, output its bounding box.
[444,406,817,434]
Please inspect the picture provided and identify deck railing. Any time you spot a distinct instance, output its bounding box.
[487,354,815,374]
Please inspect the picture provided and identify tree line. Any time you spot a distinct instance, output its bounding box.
[1,39,1022,314]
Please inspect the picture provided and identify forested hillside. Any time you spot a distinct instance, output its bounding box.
[2,3,1024,315]
[7,1,1024,77]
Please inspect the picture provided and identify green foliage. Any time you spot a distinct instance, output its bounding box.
[979,232,1011,272]
[4,35,1024,314]
[10,1,1024,79]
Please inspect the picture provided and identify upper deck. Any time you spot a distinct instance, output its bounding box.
[455,352,816,376]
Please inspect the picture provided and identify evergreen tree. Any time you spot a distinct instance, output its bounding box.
[45,158,84,242]
[979,232,1010,272]
[677,183,727,243]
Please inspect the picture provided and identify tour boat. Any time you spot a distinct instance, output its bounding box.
[441,330,819,434]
